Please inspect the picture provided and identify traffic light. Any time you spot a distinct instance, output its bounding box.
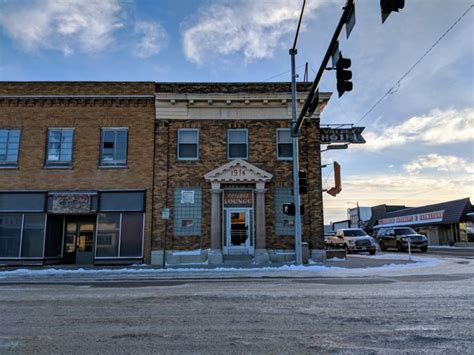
[336,55,352,98]
[299,169,308,194]
[283,203,295,216]
[381,0,405,23]
[282,203,304,216]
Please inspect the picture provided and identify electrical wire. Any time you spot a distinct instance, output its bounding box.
[354,4,473,126]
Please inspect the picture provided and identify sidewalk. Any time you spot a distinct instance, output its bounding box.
[0,253,442,281]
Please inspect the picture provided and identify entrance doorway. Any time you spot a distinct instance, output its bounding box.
[224,209,253,255]
[63,217,95,264]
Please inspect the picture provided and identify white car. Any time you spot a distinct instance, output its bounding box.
[327,228,377,255]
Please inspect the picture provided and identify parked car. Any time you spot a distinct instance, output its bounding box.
[376,227,428,252]
[326,228,376,255]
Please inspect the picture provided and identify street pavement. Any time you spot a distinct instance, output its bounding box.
[0,254,473,354]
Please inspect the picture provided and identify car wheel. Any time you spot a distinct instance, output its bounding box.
[397,241,405,252]
[420,246,428,253]
[369,249,376,255]
[379,241,387,251]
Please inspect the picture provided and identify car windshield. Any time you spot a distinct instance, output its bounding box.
[343,230,367,236]
[395,228,416,235]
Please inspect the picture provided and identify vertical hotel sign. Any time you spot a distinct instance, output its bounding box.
[223,191,253,208]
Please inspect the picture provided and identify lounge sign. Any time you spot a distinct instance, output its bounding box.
[223,191,253,208]
[379,210,445,226]
[320,127,366,144]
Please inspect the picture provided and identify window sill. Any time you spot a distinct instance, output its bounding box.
[43,165,73,170]
[277,158,293,161]
[0,165,19,169]
[98,165,128,169]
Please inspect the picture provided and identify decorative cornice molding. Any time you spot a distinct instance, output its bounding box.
[204,159,273,183]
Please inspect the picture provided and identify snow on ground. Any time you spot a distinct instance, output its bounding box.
[0,254,444,278]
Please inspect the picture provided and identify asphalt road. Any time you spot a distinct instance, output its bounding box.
[1,269,473,354]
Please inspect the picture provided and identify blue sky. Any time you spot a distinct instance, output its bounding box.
[0,0,473,222]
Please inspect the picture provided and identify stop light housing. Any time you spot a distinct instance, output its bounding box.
[299,169,308,194]
[381,0,405,23]
[283,203,295,216]
[336,55,353,98]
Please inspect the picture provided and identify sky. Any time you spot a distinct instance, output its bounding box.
[0,0,473,223]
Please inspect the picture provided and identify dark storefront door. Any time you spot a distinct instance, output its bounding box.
[64,218,95,265]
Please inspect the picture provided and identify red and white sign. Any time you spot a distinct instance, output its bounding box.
[379,210,445,226]
[223,191,253,208]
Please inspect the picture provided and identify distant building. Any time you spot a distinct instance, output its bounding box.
[346,204,407,233]
[373,198,474,246]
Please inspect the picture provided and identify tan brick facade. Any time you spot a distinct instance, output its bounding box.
[0,81,328,266]
[152,83,329,264]
[0,82,155,264]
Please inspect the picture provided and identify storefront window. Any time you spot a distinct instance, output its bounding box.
[0,213,45,258]
[459,222,474,243]
[0,214,22,257]
[21,214,45,257]
[96,213,144,258]
[96,213,120,257]
[120,214,144,257]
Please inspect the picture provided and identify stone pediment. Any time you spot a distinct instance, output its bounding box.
[204,159,273,183]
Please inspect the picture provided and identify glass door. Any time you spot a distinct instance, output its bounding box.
[63,218,95,265]
[226,209,251,255]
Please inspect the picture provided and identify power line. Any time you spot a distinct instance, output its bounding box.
[261,63,307,82]
[355,4,473,126]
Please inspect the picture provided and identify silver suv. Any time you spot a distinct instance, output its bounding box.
[376,227,428,252]
[327,228,376,255]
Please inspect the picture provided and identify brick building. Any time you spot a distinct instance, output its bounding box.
[152,83,330,265]
[0,81,330,266]
[0,82,155,265]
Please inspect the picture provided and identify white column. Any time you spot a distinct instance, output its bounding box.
[255,182,269,264]
[208,182,223,264]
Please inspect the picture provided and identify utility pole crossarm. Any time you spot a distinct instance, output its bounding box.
[292,0,355,136]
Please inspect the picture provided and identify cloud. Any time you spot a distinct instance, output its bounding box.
[323,172,474,222]
[133,21,168,59]
[181,0,334,64]
[0,0,125,55]
[404,154,474,174]
[357,108,474,151]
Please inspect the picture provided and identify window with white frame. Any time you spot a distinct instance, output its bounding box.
[177,129,199,160]
[46,128,74,166]
[276,128,292,159]
[0,129,20,167]
[228,129,248,159]
[100,128,128,166]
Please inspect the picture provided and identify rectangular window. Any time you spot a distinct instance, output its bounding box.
[46,128,74,166]
[95,213,144,258]
[0,213,45,258]
[173,188,202,236]
[177,129,199,160]
[99,191,145,212]
[100,128,128,166]
[277,128,293,160]
[228,129,248,159]
[0,129,20,167]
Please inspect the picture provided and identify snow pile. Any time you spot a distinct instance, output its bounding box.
[0,254,442,278]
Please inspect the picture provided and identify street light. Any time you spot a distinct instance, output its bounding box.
[321,144,349,152]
